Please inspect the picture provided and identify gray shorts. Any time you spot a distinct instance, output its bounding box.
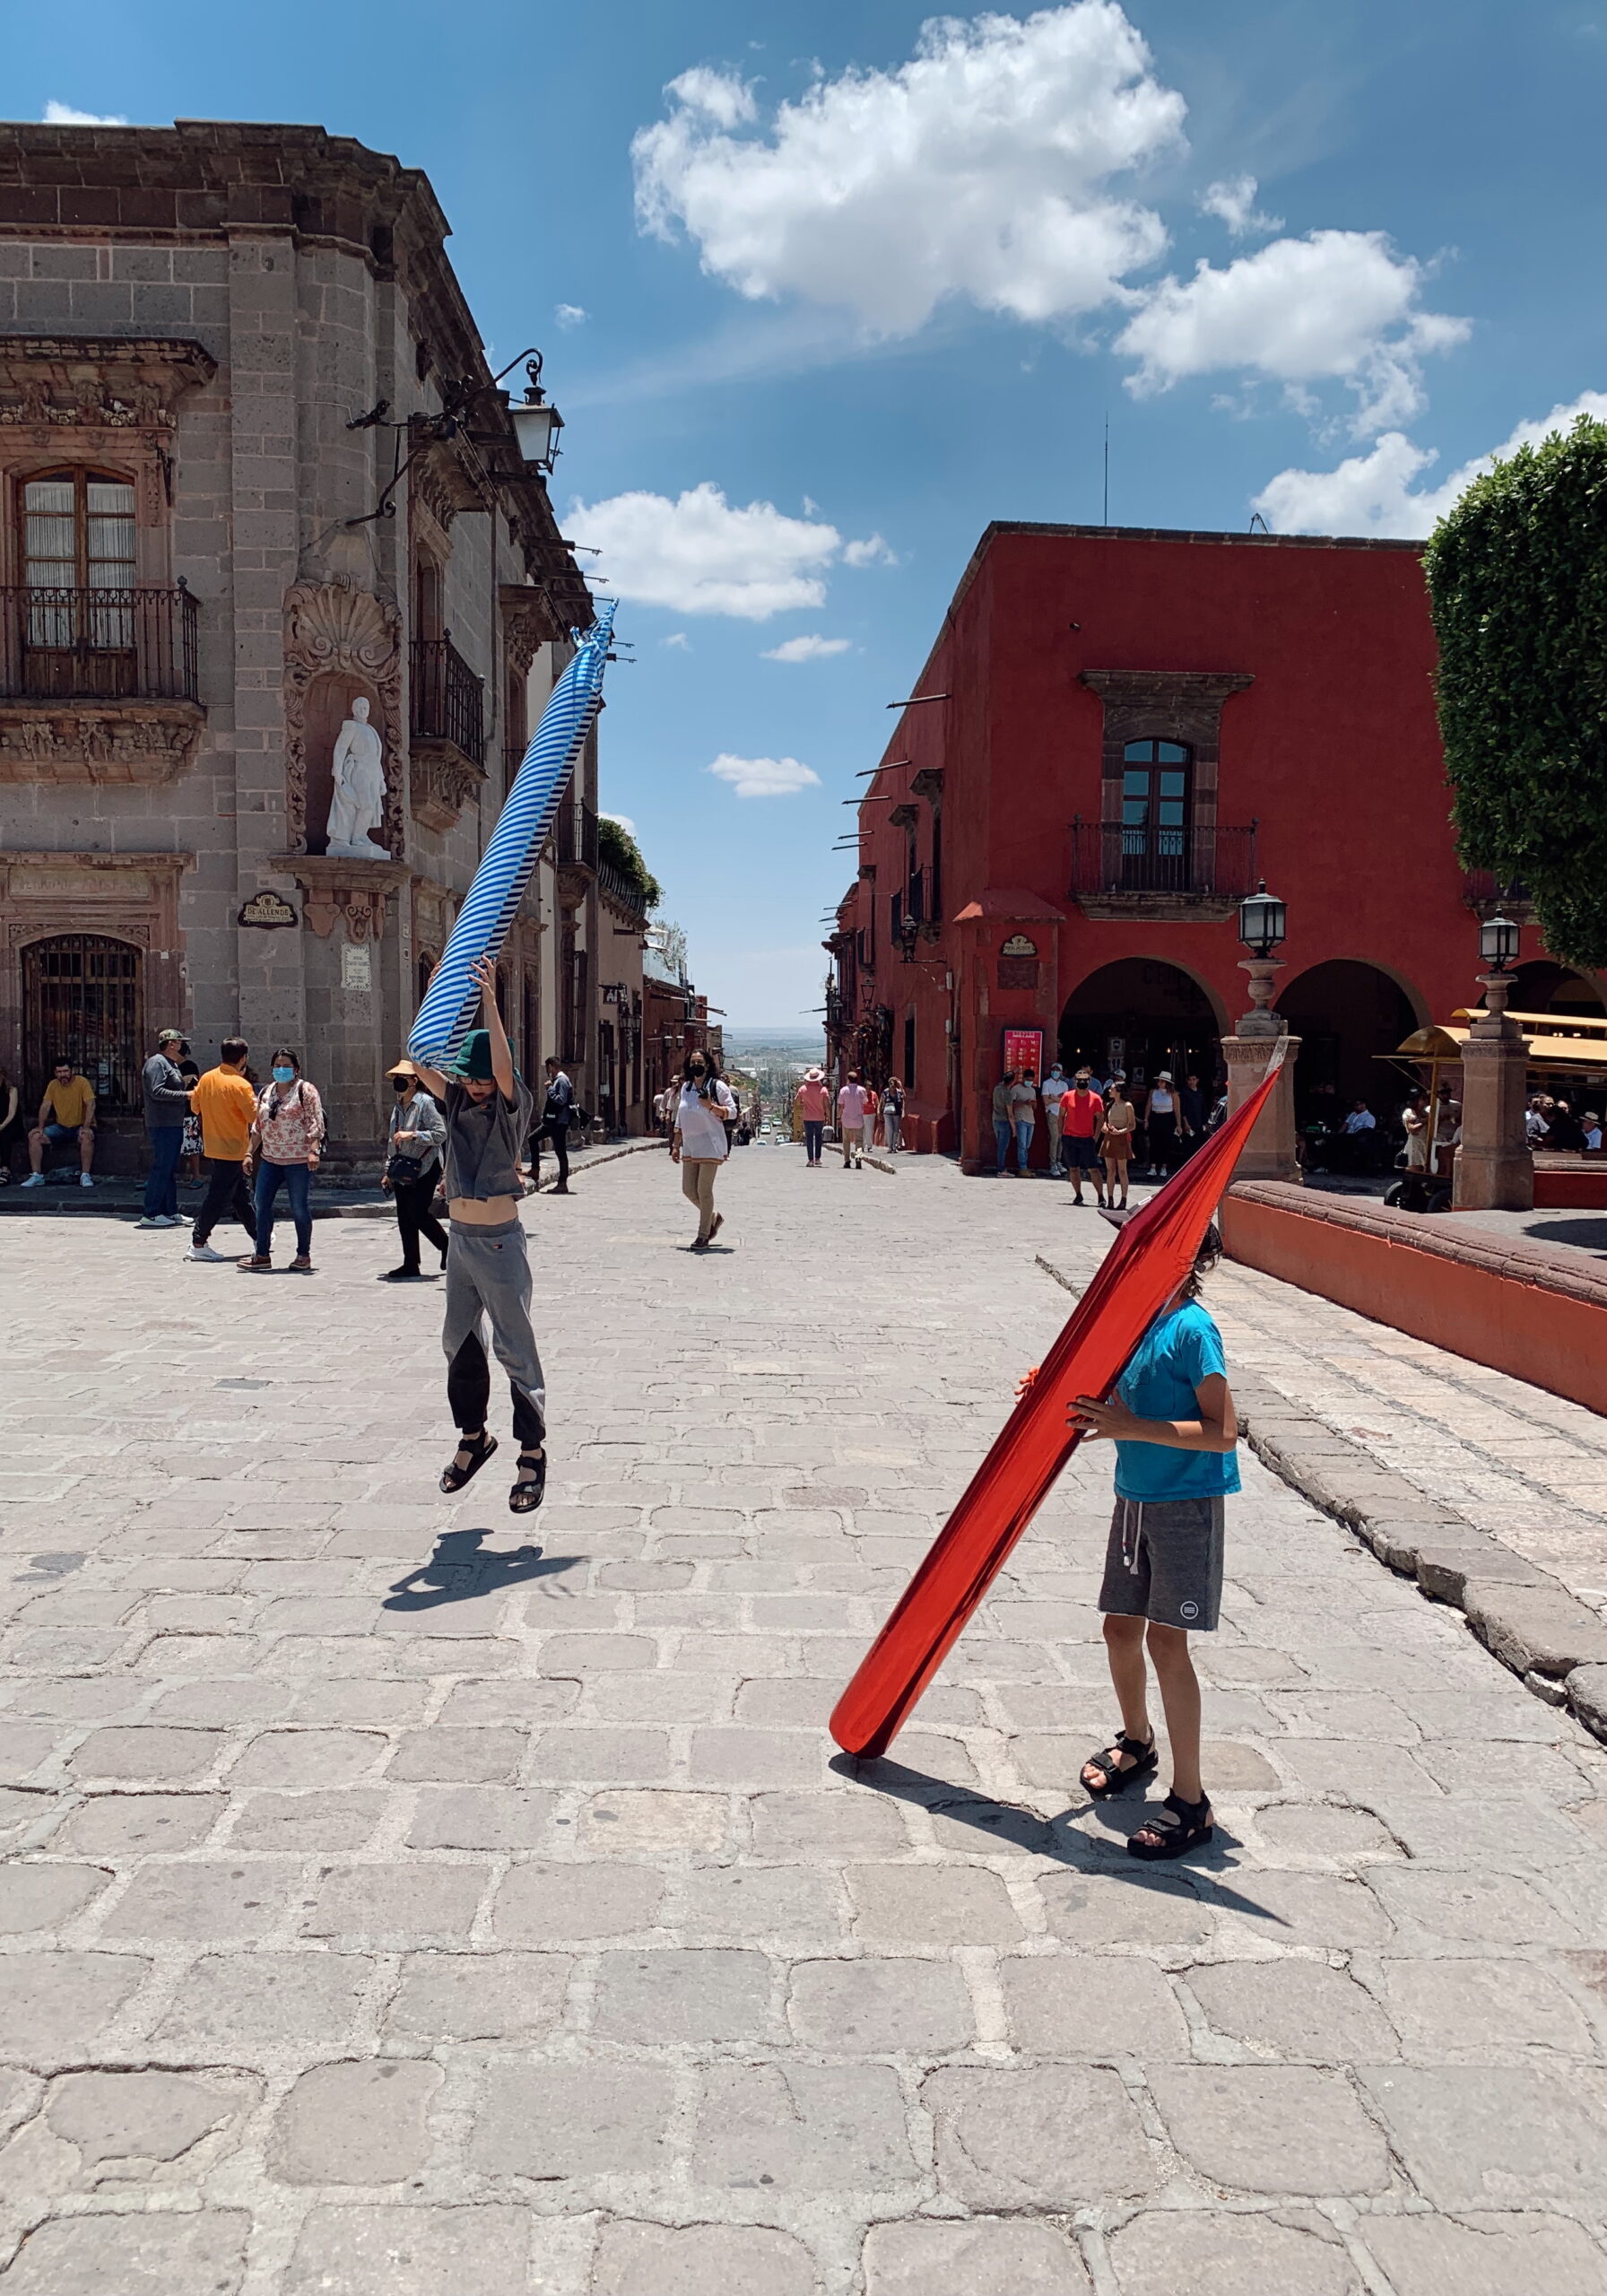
[1097,1495,1225,1632]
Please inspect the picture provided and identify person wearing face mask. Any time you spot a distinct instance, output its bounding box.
[411,957,545,1513]
[240,1047,325,1273]
[673,1049,737,1246]
[379,1057,449,1281]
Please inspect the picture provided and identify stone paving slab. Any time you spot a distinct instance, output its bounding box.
[0,1145,1604,2292]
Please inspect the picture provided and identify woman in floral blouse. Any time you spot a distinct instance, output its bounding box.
[242,1046,325,1274]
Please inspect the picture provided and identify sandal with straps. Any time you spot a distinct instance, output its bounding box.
[440,1430,498,1494]
[509,1446,546,1515]
[1128,1790,1213,1861]
[1080,1731,1157,1798]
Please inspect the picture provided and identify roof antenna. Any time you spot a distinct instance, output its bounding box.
[1102,410,1110,527]
[1249,510,1271,535]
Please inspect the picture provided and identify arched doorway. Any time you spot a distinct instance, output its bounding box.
[1277,960,1420,1119]
[22,933,143,1116]
[1060,959,1222,1091]
[1503,960,1606,1019]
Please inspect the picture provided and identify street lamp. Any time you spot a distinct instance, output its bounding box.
[1480,912,1519,973]
[507,352,564,474]
[1238,880,1287,960]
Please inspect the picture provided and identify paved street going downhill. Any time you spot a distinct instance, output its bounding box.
[3,1145,1607,2296]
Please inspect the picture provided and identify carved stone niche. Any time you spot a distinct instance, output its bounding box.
[283,582,404,857]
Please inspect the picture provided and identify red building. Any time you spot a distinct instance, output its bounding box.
[830,521,1598,1169]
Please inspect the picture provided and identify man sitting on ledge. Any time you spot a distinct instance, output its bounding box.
[23,1060,96,1189]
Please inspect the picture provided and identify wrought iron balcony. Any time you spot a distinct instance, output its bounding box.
[1070,819,1258,917]
[554,799,600,874]
[598,857,650,918]
[1462,869,1534,922]
[0,583,199,702]
[410,635,485,766]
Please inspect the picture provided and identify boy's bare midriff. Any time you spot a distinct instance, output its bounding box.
[448,1193,519,1226]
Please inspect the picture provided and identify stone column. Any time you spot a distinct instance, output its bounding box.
[1453,971,1533,1211]
[1221,952,1302,1184]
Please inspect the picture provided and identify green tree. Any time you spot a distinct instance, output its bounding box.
[1424,413,1607,970]
[597,815,663,911]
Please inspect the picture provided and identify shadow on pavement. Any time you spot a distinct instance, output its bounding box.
[1524,1216,1607,1258]
[385,1529,581,1611]
[832,1751,1286,1924]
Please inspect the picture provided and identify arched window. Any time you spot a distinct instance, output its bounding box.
[19,469,136,682]
[1120,738,1193,888]
[22,933,143,1115]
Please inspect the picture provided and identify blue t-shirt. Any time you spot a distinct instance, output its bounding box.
[1113,1300,1240,1501]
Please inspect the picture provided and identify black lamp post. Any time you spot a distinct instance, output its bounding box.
[1238,879,1287,960]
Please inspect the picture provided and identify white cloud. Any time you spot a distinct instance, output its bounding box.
[1197,173,1281,238]
[569,482,844,620]
[661,631,691,650]
[762,634,852,662]
[601,811,637,833]
[842,532,898,568]
[632,4,1186,336]
[44,100,127,126]
[1251,390,1607,538]
[708,752,822,797]
[554,302,587,328]
[802,493,820,516]
[1116,230,1469,434]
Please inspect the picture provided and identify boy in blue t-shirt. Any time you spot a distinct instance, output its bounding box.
[1068,1224,1239,1860]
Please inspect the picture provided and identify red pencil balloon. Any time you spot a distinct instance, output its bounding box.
[830,1049,1287,1759]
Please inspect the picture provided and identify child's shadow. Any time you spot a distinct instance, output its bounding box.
[385,1528,579,1612]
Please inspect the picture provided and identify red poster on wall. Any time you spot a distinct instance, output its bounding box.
[1002,1026,1044,1079]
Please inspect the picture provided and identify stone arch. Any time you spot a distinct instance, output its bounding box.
[1059,956,1226,1089]
[1504,959,1606,1019]
[1276,959,1422,1115]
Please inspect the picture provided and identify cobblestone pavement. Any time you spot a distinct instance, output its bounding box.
[2,1145,1606,2294]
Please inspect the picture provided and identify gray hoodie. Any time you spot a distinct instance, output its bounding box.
[142,1051,192,1132]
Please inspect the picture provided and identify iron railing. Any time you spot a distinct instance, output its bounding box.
[1463,869,1533,918]
[555,799,599,873]
[0,584,199,702]
[410,635,485,765]
[1070,820,1258,901]
[598,857,650,917]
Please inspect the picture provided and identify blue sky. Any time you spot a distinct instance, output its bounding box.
[8,1,1605,1024]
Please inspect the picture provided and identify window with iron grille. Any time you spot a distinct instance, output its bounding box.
[22,934,143,1116]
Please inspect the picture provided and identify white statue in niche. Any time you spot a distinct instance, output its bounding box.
[325,697,390,858]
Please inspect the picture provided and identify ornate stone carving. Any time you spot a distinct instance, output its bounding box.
[410,432,491,528]
[499,582,561,677]
[282,580,404,854]
[273,855,408,943]
[0,337,216,431]
[0,701,204,785]
[410,743,485,834]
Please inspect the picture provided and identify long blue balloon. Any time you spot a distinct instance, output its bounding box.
[409,598,617,1065]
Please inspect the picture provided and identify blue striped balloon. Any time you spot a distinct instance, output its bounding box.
[409,598,618,1065]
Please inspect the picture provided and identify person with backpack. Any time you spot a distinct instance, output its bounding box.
[379,1058,449,1281]
[530,1057,574,1194]
[672,1049,736,1248]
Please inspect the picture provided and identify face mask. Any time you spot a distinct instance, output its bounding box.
[393,1078,412,1094]
[272,1065,295,1084]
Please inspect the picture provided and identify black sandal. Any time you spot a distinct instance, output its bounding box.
[1128,1790,1213,1860]
[440,1430,497,1494]
[509,1446,546,1515]
[1080,1731,1157,1797]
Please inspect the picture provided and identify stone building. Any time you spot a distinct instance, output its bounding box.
[0,118,612,1170]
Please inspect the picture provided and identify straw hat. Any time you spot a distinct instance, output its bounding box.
[805,1066,824,1083]
[386,1057,421,1081]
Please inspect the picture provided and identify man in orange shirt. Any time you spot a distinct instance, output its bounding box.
[1059,1065,1108,1208]
[186,1039,258,1262]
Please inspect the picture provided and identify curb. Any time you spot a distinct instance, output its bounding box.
[334,1135,666,1217]
[1032,1248,1607,1744]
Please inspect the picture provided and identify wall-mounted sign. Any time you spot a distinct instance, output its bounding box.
[1001,933,1038,957]
[1002,1026,1044,1079]
[239,891,297,928]
[341,941,373,993]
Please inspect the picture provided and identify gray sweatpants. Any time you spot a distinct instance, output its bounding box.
[441,1217,546,1448]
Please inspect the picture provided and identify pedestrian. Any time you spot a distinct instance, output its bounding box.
[0,1063,22,1183]
[673,1049,736,1246]
[380,1057,449,1281]
[864,1079,881,1152]
[1524,1094,1550,1145]
[714,1053,740,1152]
[882,1075,906,1153]
[411,958,546,1513]
[1178,1072,1206,1160]
[837,1068,871,1170]
[992,1069,1017,1175]
[241,1048,324,1273]
[178,1054,204,1183]
[1146,1072,1179,1176]
[1584,1111,1603,1153]
[1065,1222,1240,1860]
[22,1059,96,1189]
[1059,1066,1107,1205]
[1547,1098,1585,1153]
[1400,1090,1431,1210]
[1009,1065,1039,1176]
[136,1027,194,1229]
[530,1057,574,1194]
[1042,1060,1067,1172]
[184,1039,258,1263]
[796,1066,830,1166]
[1101,1081,1137,1209]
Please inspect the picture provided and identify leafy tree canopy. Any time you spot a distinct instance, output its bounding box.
[1424,413,1607,970]
[597,813,663,912]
